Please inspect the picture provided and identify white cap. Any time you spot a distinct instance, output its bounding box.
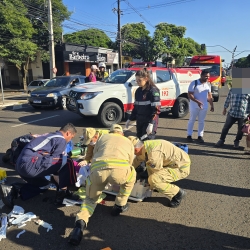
[98,62,106,68]
[91,65,98,70]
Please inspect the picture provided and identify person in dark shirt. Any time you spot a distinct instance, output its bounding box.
[0,123,78,208]
[125,68,161,140]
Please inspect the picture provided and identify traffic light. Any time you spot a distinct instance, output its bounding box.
[201,44,206,51]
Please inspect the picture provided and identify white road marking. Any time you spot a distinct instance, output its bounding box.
[11,115,60,127]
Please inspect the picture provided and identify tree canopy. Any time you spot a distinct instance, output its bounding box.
[235,55,250,68]
[118,22,206,66]
[0,0,70,89]
[64,28,113,48]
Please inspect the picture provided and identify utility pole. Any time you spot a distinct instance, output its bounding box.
[230,45,237,77]
[48,0,56,78]
[117,0,122,69]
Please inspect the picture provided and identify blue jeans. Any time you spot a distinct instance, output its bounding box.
[220,114,244,142]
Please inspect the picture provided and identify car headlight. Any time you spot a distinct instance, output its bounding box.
[212,82,220,85]
[80,92,103,100]
[46,93,57,98]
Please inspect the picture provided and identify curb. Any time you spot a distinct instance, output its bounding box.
[0,102,28,108]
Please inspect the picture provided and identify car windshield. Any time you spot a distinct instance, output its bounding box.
[44,77,71,87]
[104,70,136,83]
[190,63,220,76]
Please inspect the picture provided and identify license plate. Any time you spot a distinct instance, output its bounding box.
[33,100,41,103]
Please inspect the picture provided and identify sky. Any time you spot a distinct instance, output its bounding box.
[62,0,250,66]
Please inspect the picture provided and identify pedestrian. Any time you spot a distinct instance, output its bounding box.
[77,127,110,167]
[96,62,109,81]
[125,68,161,140]
[89,65,98,82]
[128,136,190,208]
[187,69,214,143]
[68,124,136,246]
[0,123,78,208]
[215,89,250,148]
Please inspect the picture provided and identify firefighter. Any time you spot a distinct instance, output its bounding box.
[68,124,136,246]
[96,62,109,81]
[125,68,161,140]
[0,123,77,208]
[78,127,110,166]
[128,136,190,208]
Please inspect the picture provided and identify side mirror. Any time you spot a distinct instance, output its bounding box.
[129,79,137,87]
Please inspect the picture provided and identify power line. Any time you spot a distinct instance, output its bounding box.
[122,0,195,14]
[123,0,155,28]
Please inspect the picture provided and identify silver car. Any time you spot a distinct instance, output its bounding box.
[27,79,49,94]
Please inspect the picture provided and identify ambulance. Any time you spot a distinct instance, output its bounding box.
[66,63,202,127]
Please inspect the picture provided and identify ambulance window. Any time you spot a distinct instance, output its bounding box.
[156,70,171,83]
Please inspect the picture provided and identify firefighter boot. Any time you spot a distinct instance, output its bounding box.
[68,220,86,246]
[169,189,186,208]
[111,203,129,216]
[0,184,18,209]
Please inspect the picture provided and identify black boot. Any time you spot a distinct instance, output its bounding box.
[169,189,186,208]
[54,189,80,205]
[68,220,86,246]
[111,203,129,216]
[0,184,18,209]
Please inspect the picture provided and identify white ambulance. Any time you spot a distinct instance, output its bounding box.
[66,64,202,127]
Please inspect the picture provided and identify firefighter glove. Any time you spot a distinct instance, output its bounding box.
[146,123,154,135]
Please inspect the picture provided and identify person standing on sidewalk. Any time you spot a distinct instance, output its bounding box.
[215,89,250,148]
[187,69,214,143]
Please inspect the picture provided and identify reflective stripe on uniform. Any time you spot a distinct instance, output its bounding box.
[91,160,130,171]
[80,203,95,215]
[151,102,161,106]
[134,101,151,105]
[126,169,134,182]
[119,187,131,197]
[32,135,64,151]
[144,140,161,154]
[168,168,178,181]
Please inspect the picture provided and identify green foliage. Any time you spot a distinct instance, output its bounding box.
[235,55,250,68]
[64,28,113,48]
[115,22,205,65]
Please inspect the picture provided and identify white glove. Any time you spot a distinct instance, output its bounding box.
[125,120,131,129]
[37,220,53,232]
[146,123,154,135]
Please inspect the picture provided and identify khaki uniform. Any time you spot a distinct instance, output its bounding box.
[76,133,136,224]
[84,129,109,163]
[133,140,190,200]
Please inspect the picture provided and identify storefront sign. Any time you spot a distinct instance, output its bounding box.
[67,51,90,61]
[107,53,116,64]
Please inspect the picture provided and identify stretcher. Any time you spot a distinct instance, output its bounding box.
[103,180,152,202]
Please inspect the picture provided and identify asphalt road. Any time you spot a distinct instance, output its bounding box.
[0,86,250,250]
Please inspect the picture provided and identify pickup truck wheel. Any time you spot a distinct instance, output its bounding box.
[98,102,123,127]
[59,96,66,109]
[172,97,189,118]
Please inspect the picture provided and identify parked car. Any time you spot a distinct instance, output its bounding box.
[27,79,50,94]
[27,75,86,109]
[221,70,226,86]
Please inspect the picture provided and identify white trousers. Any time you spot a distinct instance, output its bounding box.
[187,107,208,137]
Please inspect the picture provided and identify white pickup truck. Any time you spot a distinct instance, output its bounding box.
[66,66,202,127]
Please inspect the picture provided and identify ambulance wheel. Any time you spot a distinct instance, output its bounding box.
[97,102,123,128]
[172,97,189,118]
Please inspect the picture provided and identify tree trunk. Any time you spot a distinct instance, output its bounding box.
[22,57,30,91]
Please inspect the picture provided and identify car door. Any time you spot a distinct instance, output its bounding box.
[155,69,176,107]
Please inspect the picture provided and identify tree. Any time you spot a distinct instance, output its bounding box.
[235,55,250,68]
[64,28,113,48]
[0,0,37,90]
